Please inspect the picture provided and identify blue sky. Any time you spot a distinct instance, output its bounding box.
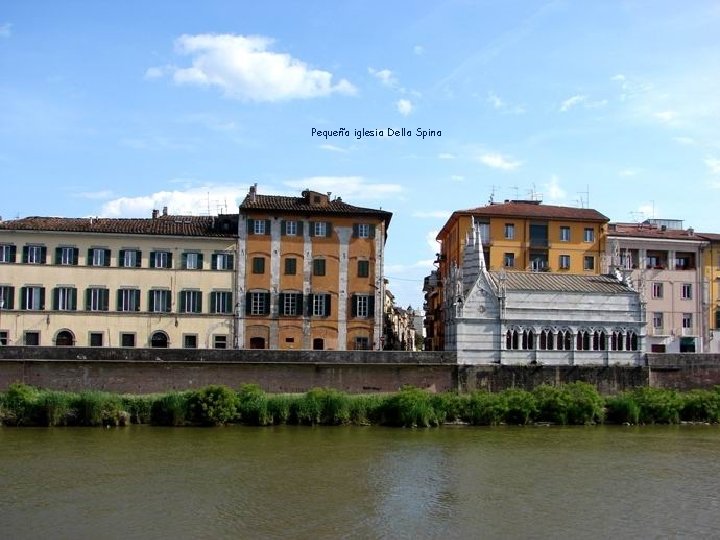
[1,1,719,309]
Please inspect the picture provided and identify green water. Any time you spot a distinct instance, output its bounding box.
[1,425,719,539]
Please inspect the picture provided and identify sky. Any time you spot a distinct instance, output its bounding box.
[1,1,720,310]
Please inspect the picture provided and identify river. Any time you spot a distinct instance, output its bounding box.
[1,425,719,539]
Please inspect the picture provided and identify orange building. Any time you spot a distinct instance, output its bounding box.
[425,199,609,350]
[238,186,392,350]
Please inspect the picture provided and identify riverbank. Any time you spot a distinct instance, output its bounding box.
[2,382,720,428]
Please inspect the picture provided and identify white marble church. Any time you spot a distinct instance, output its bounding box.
[444,221,646,365]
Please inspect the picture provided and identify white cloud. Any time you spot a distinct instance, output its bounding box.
[413,45,424,56]
[478,152,521,171]
[412,210,452,219]
[487,92,504,109]
[99,184,249,217]
[284,176,402,201]
[705,157,720,174]
[486,91,526,114]
[75,190,114,200]
[156,33,356,102]
[385,259,435,274]
[543,175,566,202]
[559,94,586,112]
[619,168,641,177]
[0,23,11,38]
[144,66,167,79]
[368,67,397,88]
[654,110,678,123]
[636,203,657,220]
[437,152,455,160]
[426,230,440,253]
[450,175,464,182]
[673,136,696,145]
[396,99,413,116]
[318,144,348,153]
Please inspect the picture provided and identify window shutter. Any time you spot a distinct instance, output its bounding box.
[278,293,285,315]
[85,289,92,310]
[150,252,156,268]
[22,246,28,263]
[116,290,122,311]
[135,251,142,268]
[280,220,286,235]
[148,291,155,312]
[368,295,375,318]
[39,288,45,310]
[20,287,27,309]
[55,247,62,264]
[245,292,252,315]
[104,249,111,267]
[306,294,313,316]
[40,246,47,263]
[351,294,357,317]
[101,289,109,311]
[210,292,217,314]
[87,248,94,265]
[167,253,173,269]
[197,253,204,269]
[247,219,255,234]
[264,292,271,315]
[71,288,77,310]
[6,286,14,309]
[324,294,331,316]
[73,248,79,265]
[326,223,332,237]
[297,221,304,236]
[196,293,202,313]
[53,288,59,310]
[181,253,187,268]
[265,219,271,235]
[134,290,140,311]
[211,254,217,269]
[165,292,172,312]
[119,249,126,267]
[309,222,316,237]
[370,224,376,238]
[352,224,359,238]
[227,254,234,270]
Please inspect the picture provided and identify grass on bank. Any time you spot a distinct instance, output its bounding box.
[2,382,720,428]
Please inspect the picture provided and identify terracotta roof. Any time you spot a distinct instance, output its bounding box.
[0,215,237,238]
[608,223,707,242]
[488,271,635,294]
[241,193,392,224]
[457,201,609,222]
[699,232,720,242]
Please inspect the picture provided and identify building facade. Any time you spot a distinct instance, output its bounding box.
[0,211,238,348]
[702,233,720,352]
[425,199,609,350]
[237,187,391,351]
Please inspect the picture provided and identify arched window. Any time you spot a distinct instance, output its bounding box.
[505,329,521,350]
[250,337,266,349]
[539,329,555,351]
[557,329,572,351]
[150,331,168,348]
[598,331,606,351]
[55,330,74,346]
[610,330,625,351]
[522,329,534,350]
[312,338,324,350]
[629,331,638,351]
[576,330,591,351]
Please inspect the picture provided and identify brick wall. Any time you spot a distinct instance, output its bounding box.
[647,353,720,390]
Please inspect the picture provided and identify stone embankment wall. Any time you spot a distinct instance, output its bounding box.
[2,348,720,394]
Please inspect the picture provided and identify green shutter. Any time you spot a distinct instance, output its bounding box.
[119,249,126,267]
[245,292,252,315]
[39,288,46,310]
[264,292,271,315]
[326,223,332,238]
[87,248,94,265]
[368,295,375,318]
[102,289,109,311]
[265,219,271,235]
[55,247,62,264]
[297,221,304,236]
[210,292,217,314]
[227,255,234,269]
[352,224,359,238]
[370,224,376,238]
[104,249,111,267]
[309,222,316,237]
[116,290,122,311]
[197,254,204,269]
[281,220,286,235]
[40,246,47,263]
[324,294,331,317]
[181,253,187,268]
[135,251,142,268]
[306,294,313,316]
[167,253,173,269]
[148,291,154,312]
[71,288,77,310]
[150,252,156,268]
[22,246,28,263]
[52,288,59,310]
[247,219,255,234]
[211,254,217,269]
[165,291,171,312]
[278,293,285,315]
[296,293,304,316]
[73,248,79,265]
[20,287,26,309]
[351,294,357,317]
[134,290,141,311]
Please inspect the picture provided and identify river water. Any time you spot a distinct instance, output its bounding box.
[1,425,719,539]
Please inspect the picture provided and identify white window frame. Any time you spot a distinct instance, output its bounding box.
[119,289,139,312]
[504,223,515,240]
[150,289,170,313]
[153,251,170,269]
[681,283,692,300]
[91,248,106,267]
[182,290,201,313]
[212,291,232,314]
[215,253,232,270]
[89,288,107,311]
[285,220,297,236]
[283,294,298,316]
[358,223,370,238]
[60,247,75,265]
[123,250,138,268]
[314,222,327,237]
[312,294,326,317]
[356,294,369,318]
[682,313,693,329]
[56,287,74,311]
[253,220,266,235]
[250,292,266,316]
[24,287,42,310]
[504,253,514,268]
[0,244,13,263]
[560,226,570,242]
[27,245,43,264]
[583,256,595,271]
[652,282,663,299]
[652,312,663,329]
[185,252,199,270]
[584,228,595,242]
[559,255,570,269]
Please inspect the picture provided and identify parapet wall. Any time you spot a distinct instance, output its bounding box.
[647,353,720,391]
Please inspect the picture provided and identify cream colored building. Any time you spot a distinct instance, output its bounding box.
[0,212,238,348]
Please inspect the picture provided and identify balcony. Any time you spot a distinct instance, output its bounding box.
[681,327,695,337]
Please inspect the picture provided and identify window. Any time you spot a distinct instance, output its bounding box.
[246,292,270,316]
[682,313,693,329]
[352,294,374,318]
[53,287,77,311]
[0,331,9,345]
[283,220,299,236]
[504,253,515,268]
[24,245,46,264]
[311,221,330,237]
[56,247,78,265]
[117,288,141,312]
[151,251,172,269]
[280,292,303,316]
[353,223,375,238]
[252,257,265,274]
[0,286,15,309]
[180,290,202,313]
[584,228,594,242]
[21,287,44,310]
[120,333,136,347]
[652,282,664,299]
[355,336,370,350]
[150,332,168,348]
[716,310,720,329]
[560,226,571,242]
[284,257,297,275]
[504,223,515,240]
[148,289,171,313]
[653,312,663,329]
[248,219,269,235]
[86,287,109,312]
[119,249,141,268]
[183,252,203,270]
[559,255,570,270]
[184,335,198,349]
[24,331,40,346]
[0,244,17,263]
[89,332,104,346]
[311,293,331,317]
[358,260,370,278]
[681,283,692,300]
[212,253,234,270]
[210,291,233,314]
[213,335,227,349]
[313,258,326,276]
[583,256,595,271]
[89,248,110,267]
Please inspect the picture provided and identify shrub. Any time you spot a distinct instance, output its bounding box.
[3,383,42,426]
[349,395,384,425]
[465,390,506,425]
[39,390,76,426]
[431,392,465,424]
[292,388,352,425]
[121,395,155,424]
[499,388,537,425]
[382,386,439,427]
[533,385,571,425]
[151,391,190,426]
[267,394,293,424]
[605,393,640,424]
[74,391,122,426]
[632,387,683,424]
[237,384,271,426]
[565,382,605,425]
[680,390,720,423]
[187,385,238,426]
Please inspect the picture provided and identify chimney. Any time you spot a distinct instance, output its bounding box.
[152,209,159,219]
[249,183,257,203]
[162,206,168,216]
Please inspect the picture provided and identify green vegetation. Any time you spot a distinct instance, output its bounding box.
[3,383,720,428]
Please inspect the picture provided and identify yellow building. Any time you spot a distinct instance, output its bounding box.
[238,186,392,350]
[0,211,238,348]
[425,199,609,350]
[701,233,720,348]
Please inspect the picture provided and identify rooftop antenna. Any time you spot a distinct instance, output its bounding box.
[510,185,519,200]
[629,211,644,222]
[489,185,497,205]
[207,192,211,216]
[577,185,590,208]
